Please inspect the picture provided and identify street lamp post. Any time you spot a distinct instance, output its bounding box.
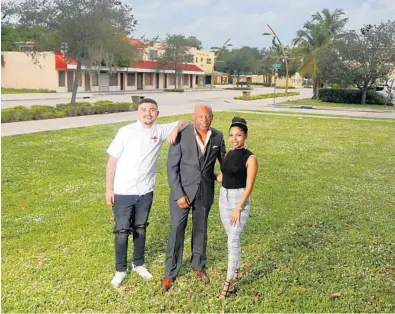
[210,38,232,89]
[263,24,289,99]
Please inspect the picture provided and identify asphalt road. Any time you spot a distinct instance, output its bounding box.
[2,88,394,137]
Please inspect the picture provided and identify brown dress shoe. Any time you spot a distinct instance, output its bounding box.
[192,269,210,284]
[162,277,173,291]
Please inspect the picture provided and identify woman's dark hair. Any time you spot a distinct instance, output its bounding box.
[229,116,248,134]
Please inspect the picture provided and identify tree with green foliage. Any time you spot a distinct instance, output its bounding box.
[157,34,200,88]
[187,36,203,49]
[318,20,395,104]
[2,0,138,105]
[215,46,261,86]
[293,8,348,98]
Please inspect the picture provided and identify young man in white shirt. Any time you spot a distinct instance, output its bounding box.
[106,98,189,288]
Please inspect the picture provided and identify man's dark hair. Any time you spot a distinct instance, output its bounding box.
[138,97,158,107]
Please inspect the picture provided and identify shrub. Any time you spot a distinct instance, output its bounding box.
[1,106,32,123]
[30,105,56,120]
[112,102,134,112]
[1,100,136,123]
[42,111,65,119]
[319,88,389,105]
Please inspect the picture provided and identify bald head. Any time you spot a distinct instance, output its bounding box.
[193,103,213,133]
[194,103,212,114]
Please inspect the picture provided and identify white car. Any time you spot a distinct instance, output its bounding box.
[375,81,394,105]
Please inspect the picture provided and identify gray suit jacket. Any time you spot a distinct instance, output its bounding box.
[167,124,226,207]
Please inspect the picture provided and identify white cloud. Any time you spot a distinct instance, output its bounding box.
[346,0,395,31]
[128,0,395,49]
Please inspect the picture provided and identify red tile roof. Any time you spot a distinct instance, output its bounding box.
[55,52,204,73]
[55,51,77,69]
[129,38,144,46]
[132,60,204,72]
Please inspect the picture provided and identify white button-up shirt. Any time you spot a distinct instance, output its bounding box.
[194,127,212,154]
[107,120,178,195]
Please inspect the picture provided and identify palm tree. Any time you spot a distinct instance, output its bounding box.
[293,8,348,98]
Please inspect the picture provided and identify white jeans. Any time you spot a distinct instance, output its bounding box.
[219,187,250,280]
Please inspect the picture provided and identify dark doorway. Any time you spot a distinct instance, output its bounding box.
[190,75,193,88]
[137,73,143,90]
[67,71,74,92]
[156,73,160,89]
[120,73,124,90]
[163,74,168,89]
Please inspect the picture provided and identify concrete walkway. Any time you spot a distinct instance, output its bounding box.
[2,91,394,137]
[1,87,223,103]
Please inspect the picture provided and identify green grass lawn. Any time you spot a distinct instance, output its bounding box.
[2,112,395,312]
[280,98,395,110]
[1,87,56,94]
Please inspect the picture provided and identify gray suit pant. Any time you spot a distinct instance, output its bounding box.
[165,188,210,278]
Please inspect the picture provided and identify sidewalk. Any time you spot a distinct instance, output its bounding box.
[2,94,394,137]
[1,87,224,102]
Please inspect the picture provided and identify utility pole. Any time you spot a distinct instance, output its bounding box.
[263,25,289,99]
[210,38,232,89]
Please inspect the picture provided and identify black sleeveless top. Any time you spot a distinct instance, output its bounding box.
[221,148,253,189]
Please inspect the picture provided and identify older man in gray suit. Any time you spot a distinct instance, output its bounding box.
[162,104,226,291]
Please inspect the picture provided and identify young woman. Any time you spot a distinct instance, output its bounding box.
[216,117,258,298]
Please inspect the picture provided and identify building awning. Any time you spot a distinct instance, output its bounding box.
[55,52,205,74]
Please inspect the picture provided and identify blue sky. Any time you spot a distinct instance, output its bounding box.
[128,0,395,50]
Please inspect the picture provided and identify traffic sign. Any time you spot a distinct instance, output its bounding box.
[272,63,281,69]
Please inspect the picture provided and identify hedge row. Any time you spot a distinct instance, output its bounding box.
[234,91,300,100]
[1,100,137,124]
[319,88,390,105]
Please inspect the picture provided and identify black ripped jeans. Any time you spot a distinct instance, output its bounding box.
[112,192,153,272]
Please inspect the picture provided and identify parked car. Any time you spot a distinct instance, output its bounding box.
[375,83,394,105]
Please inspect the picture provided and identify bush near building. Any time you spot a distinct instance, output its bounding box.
[1,101,137,123]
[319,88,390,105]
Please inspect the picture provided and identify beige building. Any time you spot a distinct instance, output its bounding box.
[193,50,215,74]
[1,52,59,90]
[136,41,215,85]
[232,72,304,88]
[1,51,205,92]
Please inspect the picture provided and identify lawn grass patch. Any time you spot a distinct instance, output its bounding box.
[2,113,395,312]
[225,87,253,90]
[164,88,185,92]
[280,98,395,110]
[234,92,300,100]
[1,87,56,94]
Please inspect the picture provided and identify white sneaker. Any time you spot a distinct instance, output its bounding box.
[111,271,127,288]
[132,264,153,280]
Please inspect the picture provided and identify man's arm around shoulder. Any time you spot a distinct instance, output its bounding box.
[166,120,191,144]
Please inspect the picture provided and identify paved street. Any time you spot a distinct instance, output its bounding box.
[1,86,282,108]
[1,88,395,137]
